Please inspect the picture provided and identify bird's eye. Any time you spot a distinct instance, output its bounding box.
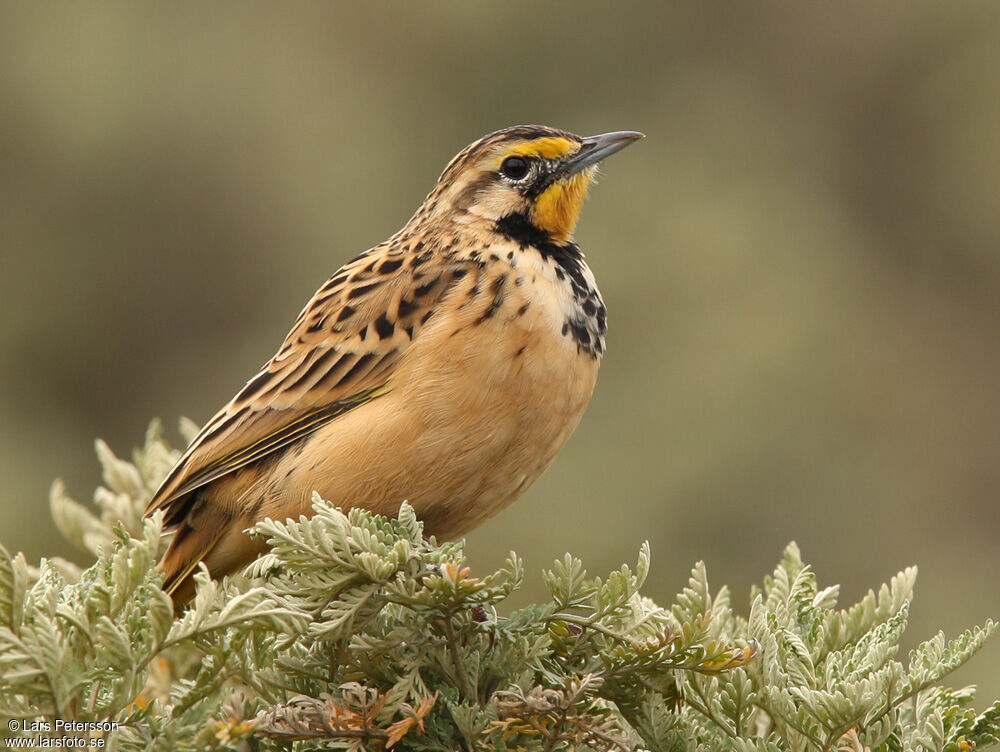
[500,156,531,181]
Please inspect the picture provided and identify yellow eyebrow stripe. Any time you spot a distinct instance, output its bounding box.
[505,136,575,161]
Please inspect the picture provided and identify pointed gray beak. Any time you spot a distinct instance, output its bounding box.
[563,130,645,176]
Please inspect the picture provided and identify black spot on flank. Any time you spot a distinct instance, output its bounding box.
[507,251,514,260]
[358,326,367,341]
[566,263,590,291]
[414,240,424,252]
[452,268,468,280]
[334,305,356,324]
[411,253,430,268]
[476,274,507,324]
[555,267,565,281]
[489,253,500,263]
[515,346,526,357]
[348,281,380,299]
[361,260,376,274]
[373,313,395,339]
[561,322,569,336]
[517,302,530,317]
[397,298,419,318]
[515,276,524,286]
[420,310,435,325]
[306,314,327,333]
[403,325,414,339]
[582,299,596,316]
[379,258,403,274]
[460,271,483,308]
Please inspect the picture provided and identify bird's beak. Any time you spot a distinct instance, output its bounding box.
[562,130,645,176]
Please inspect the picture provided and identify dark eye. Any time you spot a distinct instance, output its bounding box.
[500,156,531,181]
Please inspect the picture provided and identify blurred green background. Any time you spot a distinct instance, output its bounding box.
[2,2,999,697]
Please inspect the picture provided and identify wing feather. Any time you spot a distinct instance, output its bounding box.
[146,243,469,525]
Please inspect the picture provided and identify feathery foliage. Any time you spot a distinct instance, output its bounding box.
[0,420,996,751]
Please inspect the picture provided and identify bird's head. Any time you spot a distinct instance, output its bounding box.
[420,125,644,244]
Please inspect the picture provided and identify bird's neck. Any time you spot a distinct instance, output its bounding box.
[493,212,584,267]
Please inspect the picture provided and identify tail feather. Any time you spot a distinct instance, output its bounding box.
[158,497,230,605]
[157,492,269,607]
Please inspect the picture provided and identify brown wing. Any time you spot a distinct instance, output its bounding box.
[146,241,468,528]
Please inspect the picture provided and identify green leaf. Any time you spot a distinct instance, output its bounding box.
[0,423,997,752]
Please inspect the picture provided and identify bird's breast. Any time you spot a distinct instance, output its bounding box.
[490,240,607,359]
[394,262,599,532]
[270,246,604,537]
[399,245,603,427]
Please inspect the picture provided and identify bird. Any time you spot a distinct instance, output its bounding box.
[145,125,643,603]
